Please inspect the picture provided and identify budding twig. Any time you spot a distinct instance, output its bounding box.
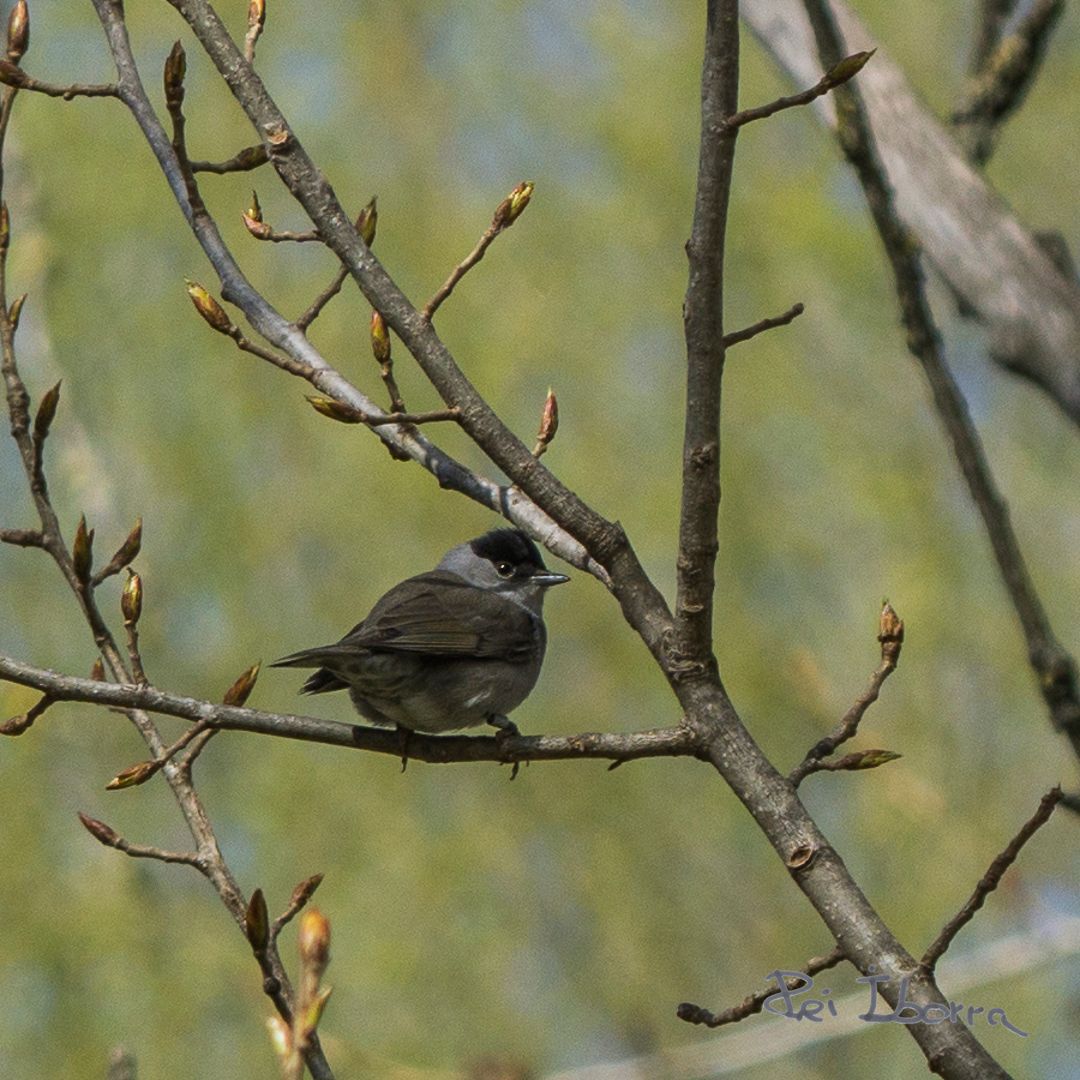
[721,50,875,131]
[422,181,533,320]
[1,692,54,736]
[270,874,325,944]
[186,280,315,377]
[789,602,903,787]
[305,396,460,428]
[121,569,147,686]
[77,811,204,869]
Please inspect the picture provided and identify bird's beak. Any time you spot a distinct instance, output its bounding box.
[532,571,570,587]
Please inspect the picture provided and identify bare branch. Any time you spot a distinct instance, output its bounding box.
[921,787,1063,971]
[952,0,1063,166]
[722,301,804,348]
[0,58,119,99]
[673,0,741,673]
[0,525,42,546]
[677,945,845,1027]
[801,0,1080,761]
[296,265,348,331]
[191,144,268,174]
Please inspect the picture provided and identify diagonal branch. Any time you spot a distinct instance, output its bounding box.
[89,0,615,591]
[921,787,1063,971]
[801,0,1080,761]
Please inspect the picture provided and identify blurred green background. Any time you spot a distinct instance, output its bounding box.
[1,1,1078,1077]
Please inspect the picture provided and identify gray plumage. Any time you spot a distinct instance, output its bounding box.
[272,529,568,733]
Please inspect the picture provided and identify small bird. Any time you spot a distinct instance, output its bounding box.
[272,529,569,735]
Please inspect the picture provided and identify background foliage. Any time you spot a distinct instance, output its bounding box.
[1,2,1078,1077]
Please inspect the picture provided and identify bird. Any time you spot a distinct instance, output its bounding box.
[272,528,569,736]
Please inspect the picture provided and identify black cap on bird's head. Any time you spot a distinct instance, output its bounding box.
[436,528,569,590]
[469,528,569,586]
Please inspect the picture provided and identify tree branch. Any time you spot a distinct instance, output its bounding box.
[0,652,701,768]
[921,786,1063,971]
[673,0,741,675]
[800,0,1080,762]
[677,945,845,1027]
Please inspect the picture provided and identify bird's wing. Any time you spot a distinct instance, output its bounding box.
[342,571,540,661]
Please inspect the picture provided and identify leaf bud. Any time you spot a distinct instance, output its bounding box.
[305,395,361,423]
[6,0,27,64]
[185,280,234,335]
[8,291,26,330]
[493,181,534,228]
[354,196,377,246]
[33,380,61,445]
[298,908,331,974]
[163,40,186,108]
[121,569,143,625]
[370,310,391,364]
[248,0,266,33]
[224,661,261,707]
[245,888,270,950]
[72,514,94,584]
[105,759,158,790]
[78,812,121,847]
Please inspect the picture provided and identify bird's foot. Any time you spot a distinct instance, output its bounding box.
[396,724,413,773]
[488,715,521,780]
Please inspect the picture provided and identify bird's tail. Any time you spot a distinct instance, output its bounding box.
[271,648,348,695]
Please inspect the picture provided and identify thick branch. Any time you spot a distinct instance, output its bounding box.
[743,0,1080,425]
[800,0,1080,761]
[90,0,614,591]
[673,0,741,673]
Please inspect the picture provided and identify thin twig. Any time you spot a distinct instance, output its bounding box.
[78,811,206,870]
[921,787,1063,971]
[789,602,903,786]
[802,0,1080,760]
[722,302,804,348]
[246,225,321,244]
[191,144,268,174]
[422,182,534,320]
[0,692,54,735]
[678,945,845,1027]
[296,265,348,331]
[422,223,502,320]
[270,874,325,945]
[305,398,460,427]
[0,59,119,99]
[722,49,873,130]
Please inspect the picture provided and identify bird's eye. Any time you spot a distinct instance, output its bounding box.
[495,561,515,578]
